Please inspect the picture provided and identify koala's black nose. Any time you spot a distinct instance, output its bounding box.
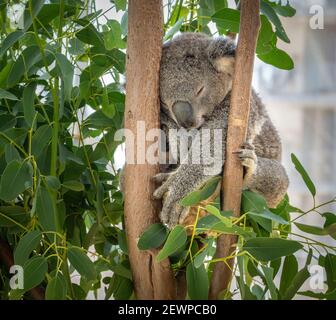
[172,101,194,128]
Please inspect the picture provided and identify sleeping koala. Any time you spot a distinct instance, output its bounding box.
[152,32,289,228]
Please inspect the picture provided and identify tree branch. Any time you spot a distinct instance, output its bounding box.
[124,0,176,300]
[209,0,261,300]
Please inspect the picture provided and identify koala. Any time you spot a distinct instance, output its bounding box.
[152,33,289,228]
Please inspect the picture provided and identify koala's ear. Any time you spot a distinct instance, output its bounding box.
[207,37,236,75]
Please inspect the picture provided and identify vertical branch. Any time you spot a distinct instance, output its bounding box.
[209,0,260,300]
[124,0,176,300]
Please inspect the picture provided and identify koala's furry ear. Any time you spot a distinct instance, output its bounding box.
[207,37,236,75]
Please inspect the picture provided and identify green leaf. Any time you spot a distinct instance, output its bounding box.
[186,261,209,300]
[120,11,128,36]
[23,256,48,292]
[211,8,240,33]
[107,274,133,300]
[7,46,41,87]
[45,176,61,191]
[260,0,290,43]
[62,180,85,192]
[14,230,42,266]
[84,110,113,129]
[325,253,336,291]
[258,47,294,70]
[0,206,29,228]
[243,237,303,261]
[110,264,132,280]
[36,185,59,232]
[103,20,126,50]
[194,238,215,268]
[242,190,267,213]
[291,153,316,197]
[180,190,202,207]
[0,160,33,202]
[205,205,232,227]
[0,61,13,88]
[198,0,228,27]
[279,255,298,296]
[261,265,278,299]
[101,87,116,119]
[31,125,52,158]
[75,20,104,48]
[55,53,74,102]
[113,0,127,11]
[248,209,289,225]
[118,230,128,254]
[257,15,276,55]
[67,246,97,281]
[0,31,24,58]
[298,290,336,300]
[282,250,312,300]
[323,212,336,240]
[164,18,184,41]
[46,273,67,300]
[295,222,336,238]
[180,176,221,207]
[22,0,45,31]
[5,144,21,163]
[156,225,187,262]
[268,0,296,17]
[0,88,18,100]
[0,116,18,132]
[138,223,168,250]
[23,82,37,127]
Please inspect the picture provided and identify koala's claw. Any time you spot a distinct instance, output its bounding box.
[159,198,185,229]
[235,143,257,171]
[240,141,255,150]
[153,184,169,200]
[152,172,172,184]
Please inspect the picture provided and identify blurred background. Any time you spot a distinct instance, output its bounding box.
[253,0,336,251]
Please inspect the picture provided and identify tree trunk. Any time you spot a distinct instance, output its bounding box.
[124,0,176,300]
[209,0,261,300]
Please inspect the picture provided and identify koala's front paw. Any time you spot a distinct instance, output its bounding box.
[159,193,189,229]
[235,142,257,173]
[152,173,188,229]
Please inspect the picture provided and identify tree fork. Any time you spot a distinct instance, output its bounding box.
[124,0,176,300]
[209,0,261,300]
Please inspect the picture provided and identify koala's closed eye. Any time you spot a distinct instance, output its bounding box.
[196,86,205,97]
[185,53,195,59]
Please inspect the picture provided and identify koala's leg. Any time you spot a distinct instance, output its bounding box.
[237,144,289,208]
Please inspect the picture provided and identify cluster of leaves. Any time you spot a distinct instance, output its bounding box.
[139,154,336,300]
[165,0,295,70]
[0,0,130,300]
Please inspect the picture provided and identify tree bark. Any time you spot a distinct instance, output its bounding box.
[209,0,261,300]
[124,0,176,300]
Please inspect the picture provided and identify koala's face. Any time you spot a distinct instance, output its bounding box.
[160,33,235,129]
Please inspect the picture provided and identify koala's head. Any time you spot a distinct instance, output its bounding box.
[160,32,236,129]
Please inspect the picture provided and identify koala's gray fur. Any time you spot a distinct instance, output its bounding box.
[152,32,289,228]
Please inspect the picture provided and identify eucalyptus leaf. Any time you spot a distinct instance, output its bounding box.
[67,246,97,281]
[14,230,42,266]
[156,225,187,262]
[243,238,303,261]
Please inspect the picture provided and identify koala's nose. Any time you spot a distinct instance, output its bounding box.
[172,101,194,128]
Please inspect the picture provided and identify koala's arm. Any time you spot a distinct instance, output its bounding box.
[242,120,289,208]
[153,111,226,228]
